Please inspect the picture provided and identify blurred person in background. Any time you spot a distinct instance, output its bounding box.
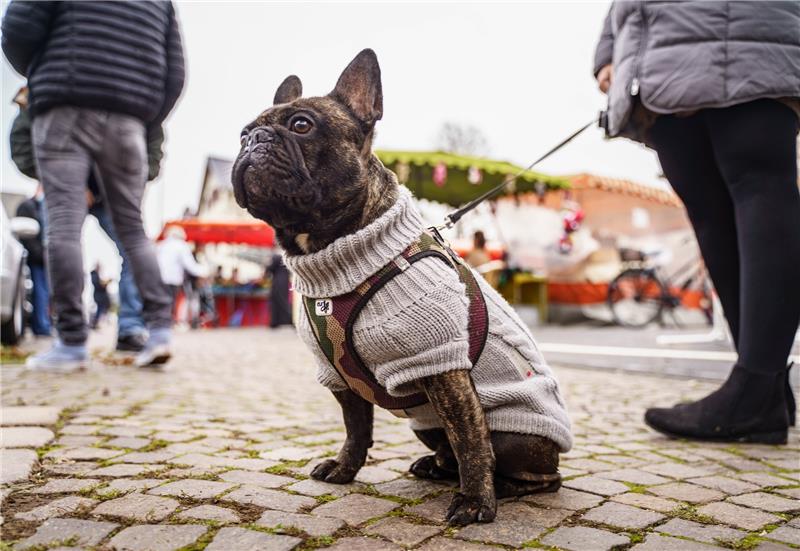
[86,173,147,352]
[157,226,208,318]
[2,0,185,370]
[213,266,225,286]
[194,275,218,328]
[594,1,800,443]
[465,230,491,268]
[228,267,242,287]
[10,88,50,337]
[14,185,50,337]
[267,251,291,328]
[90,264,110,329]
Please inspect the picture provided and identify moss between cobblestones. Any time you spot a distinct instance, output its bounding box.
[271,524,306,538]
[198,500,263,524]
[627,531,646,544]
[621,482,648,494]
[521,542,561,550]
[55,406,81,431]
[238,522,304,537]
[350,483,426,507]
[168,516,224,529]
[175,526,219,551]
[264,459,310,477]
[314,494,337,504]
[727,534,765,550]
[450,535,513,549]
[653,451,689,464]
[380,509,435,526]
[186,472,223,481]
[77,485,100,498]
[8,536,80,551]
[293,439,339,448]
[34,443,62,460]
[668,504,716,524]
[299,535,336,549]
[139,439,170,452]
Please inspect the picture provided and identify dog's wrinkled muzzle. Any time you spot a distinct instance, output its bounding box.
[230,156,250,209]
[231,125,278,209]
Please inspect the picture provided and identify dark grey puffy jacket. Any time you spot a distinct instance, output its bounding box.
[1,1,185,125]
[594,1,800,141]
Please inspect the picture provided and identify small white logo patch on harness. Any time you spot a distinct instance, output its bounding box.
[315,299,333,316]
[395,256,410,271]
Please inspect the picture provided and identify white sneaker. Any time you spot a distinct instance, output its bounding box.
[135,343,171,368]
[26,341,88,372]
[135,328,172,368]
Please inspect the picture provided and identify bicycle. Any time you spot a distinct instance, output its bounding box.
[607,241,713,328]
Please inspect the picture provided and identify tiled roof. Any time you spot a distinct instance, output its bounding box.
[568,173,682,207]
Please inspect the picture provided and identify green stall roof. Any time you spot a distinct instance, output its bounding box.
[375,150,570,207]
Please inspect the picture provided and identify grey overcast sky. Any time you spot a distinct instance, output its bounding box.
[1,0,664,236]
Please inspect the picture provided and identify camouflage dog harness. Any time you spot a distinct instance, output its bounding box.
[303,230,489,415]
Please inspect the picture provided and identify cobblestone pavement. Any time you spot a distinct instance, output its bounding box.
[2,328,798,551]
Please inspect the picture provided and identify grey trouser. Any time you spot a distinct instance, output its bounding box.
[32,106,172,345]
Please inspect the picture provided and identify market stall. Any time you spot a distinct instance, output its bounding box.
[158,220,278,327]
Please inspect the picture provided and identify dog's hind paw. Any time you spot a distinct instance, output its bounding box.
[494,472,562,499]
[310,459,358,484]
[409,455,459,481]
[446,492,496,526]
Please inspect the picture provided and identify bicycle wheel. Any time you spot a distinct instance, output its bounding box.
[607,268,665,328]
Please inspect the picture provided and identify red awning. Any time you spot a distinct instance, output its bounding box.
[159,220,275,247]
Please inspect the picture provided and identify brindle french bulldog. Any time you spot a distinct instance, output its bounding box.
[232,49,561,526]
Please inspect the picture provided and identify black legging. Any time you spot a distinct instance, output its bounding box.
[648,99,800,375]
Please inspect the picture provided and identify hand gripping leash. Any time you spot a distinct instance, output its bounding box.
[436,115,601,230]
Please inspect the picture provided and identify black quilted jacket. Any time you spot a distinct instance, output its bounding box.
[1,1,185,125]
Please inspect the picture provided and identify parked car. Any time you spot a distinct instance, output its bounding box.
[1,203,39,345]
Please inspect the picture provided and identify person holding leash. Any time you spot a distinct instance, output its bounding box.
[594,1,800,443]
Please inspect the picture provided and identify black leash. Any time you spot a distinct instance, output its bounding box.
[436,116,600,230]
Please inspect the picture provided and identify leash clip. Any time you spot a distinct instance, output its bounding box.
[427,225,462,264]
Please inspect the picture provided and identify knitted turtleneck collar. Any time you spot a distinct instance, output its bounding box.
[284,186,425,298]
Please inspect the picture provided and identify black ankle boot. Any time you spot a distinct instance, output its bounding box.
[644,365,789,444]
[787,363,796,427]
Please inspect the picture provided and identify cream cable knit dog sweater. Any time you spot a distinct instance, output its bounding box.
[287,187,573,452]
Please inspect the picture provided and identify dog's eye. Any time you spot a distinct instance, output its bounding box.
[240,134,248,147]
[290,117,313,134]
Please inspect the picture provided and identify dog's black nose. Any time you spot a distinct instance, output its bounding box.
[249,127,275,145]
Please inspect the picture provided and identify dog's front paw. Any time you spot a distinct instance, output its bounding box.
[446,492,496,526]
[310,459,358,484]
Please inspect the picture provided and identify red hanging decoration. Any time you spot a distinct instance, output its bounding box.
[467,165,482,185]
[433,162,447,187]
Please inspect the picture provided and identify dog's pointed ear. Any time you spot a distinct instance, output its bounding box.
[330,49,382,125]
[274,75,302,105]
